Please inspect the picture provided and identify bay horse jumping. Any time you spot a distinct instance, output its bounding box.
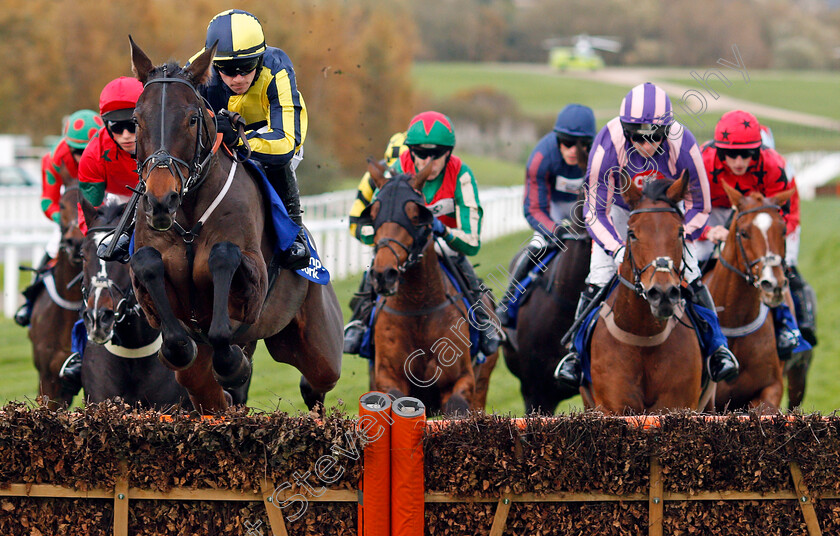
[30,186,84,408]
[501,202,591,415]
[704,182,795,412]
[359,161,498,415]
[127,39,343,412]
[586,175,703,414]
[79,199,194,410]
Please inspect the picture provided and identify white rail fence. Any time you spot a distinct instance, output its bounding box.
[0,186,527,318]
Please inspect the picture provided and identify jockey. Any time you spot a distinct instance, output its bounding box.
[348,131,408,240]
[61,76,144,393]
[343,111,500,358]
[495,103,596,328]
[554,82,740,388]
[193,9,310,270]
[14,109,102,327]
[80,76,144,262]
[696,111,813,355]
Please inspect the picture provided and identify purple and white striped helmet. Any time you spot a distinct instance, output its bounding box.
[619,82,672,126]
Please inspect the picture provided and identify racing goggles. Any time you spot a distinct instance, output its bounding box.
[623,123,667,144]
[409,145,451,161]
[214,57,261,77]
[718,147,760,160]
[106,120,136,135]
[556,133,593,150]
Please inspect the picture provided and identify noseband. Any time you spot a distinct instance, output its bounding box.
[620,206,686,299]
[374,226,432,274]
[84,228,139,325]
[137,69,215,200]
[719,204,785,287]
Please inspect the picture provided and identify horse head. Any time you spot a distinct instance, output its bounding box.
[721,181,794,307]
[358,159,436,296]
[130,37,218,232]
[58,187,84,265]
[80,198,136,344]
[622,171,688,320]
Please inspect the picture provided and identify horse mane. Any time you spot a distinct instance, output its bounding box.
[96,200,128,226]
[145,60,186,82]
[641,178,682,213]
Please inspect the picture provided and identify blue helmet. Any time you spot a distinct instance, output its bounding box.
[553,104,596,138]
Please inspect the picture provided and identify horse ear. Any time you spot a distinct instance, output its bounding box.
[666,169,690,204]
[770,187,795,208]
[620,170,643,208]
[412,159,436,192]
[721,179,744,209]
[367,158,388,190]
[129,35,154,84]
[79,193,98,230]
[185,41,217,86]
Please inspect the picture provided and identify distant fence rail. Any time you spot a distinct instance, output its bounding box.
[0,186,527,317]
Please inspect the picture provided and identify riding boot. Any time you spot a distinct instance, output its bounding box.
[688,279,740,383]
[772,305,801,361]
[495,245,538,328]
[554,284,601,388]
[14,253,52,327]
[451,254,501,356]
[97,221,134,264]
[58,352,83,396]
[343,272,375,355]
[787,266,817,346]
[271,163,311,271]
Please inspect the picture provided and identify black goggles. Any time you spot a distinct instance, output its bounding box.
[214,58,260,77]
[556,134,593,149]
[107,120,136,134]
[409,145,450,160]
[719,147,759,160]
[70,147,85,157]
[624,129,666,144]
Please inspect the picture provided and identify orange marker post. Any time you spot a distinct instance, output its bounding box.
[359,392,393,536]
[390,397,426,536]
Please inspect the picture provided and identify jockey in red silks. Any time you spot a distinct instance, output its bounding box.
[555,82,740,389]
[696,110,814,356]
[14,109,102,328]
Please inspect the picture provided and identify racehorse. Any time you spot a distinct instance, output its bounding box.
[79,199,194,410]
[30,187,84,408]
[501,201,591,414]
[586,174,703,414]
[704,182,795,412]
[358,160,498,415]
[127,39,343,412]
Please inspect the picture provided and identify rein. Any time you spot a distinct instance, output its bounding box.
[717,204,785,287]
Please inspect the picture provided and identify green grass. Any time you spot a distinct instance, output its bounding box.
[412,62,628,119]
[7,199,837,413]
[665,72,840,122]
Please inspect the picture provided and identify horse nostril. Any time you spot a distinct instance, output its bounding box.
[99,309,115,326]
[646,287,662,303]
[667,286,681,303]
[383,267,399,286]
[760,280,774,293]
[165,191,180,212]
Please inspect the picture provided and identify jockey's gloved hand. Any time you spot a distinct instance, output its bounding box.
[612,244,626,269]
[431,218,448,237]
[216,109,243,148]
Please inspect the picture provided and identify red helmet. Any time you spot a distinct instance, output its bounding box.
[714,110,761,149]
[99,77,143,121]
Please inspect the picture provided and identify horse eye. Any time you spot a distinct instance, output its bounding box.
[189,115,199,126]
[738,230,750,239]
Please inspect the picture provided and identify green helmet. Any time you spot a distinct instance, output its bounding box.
[64,109,103,150]
[405,111,455,147]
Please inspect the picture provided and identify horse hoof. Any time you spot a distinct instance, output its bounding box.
[213,347,252,388]
[158,338,198,371]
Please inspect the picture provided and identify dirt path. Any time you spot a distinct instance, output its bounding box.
[500,64,840,131]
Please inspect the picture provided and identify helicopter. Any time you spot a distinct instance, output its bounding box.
[544,34,621,71]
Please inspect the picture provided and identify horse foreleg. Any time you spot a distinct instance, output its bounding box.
[472,349,499,411]
[440,370,475,416]
[130,247,197,370]
[785,350,812,409]
[175,345,229,412]
[750,380,783,413]
[207,242,252,388]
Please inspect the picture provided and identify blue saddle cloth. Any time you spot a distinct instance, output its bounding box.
[71,319,87,357]
[129,159,329,285]
[360,258,482,362]
[499,250,558,329]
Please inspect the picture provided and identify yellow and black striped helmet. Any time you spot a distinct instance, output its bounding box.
[205,9,266,61]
